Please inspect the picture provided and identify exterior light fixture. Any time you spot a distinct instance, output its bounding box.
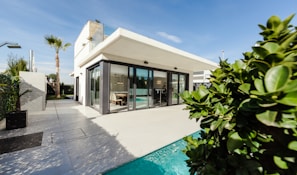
[0,42,21,48]
[144,60,148,64]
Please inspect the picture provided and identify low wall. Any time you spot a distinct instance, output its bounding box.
[19,71,47,112]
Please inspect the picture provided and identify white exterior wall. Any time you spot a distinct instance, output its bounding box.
[188,72,194,91]
[74,21,104,61]
[74,21,104,105]
[103,53,190,73]
[193,70,211,84]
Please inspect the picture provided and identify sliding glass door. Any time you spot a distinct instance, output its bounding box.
[89,66,100,110]
[171,73,179,105]
[129,67,153,110]
[171,73,187,105]
[135,68,149,109]
[153,70,167,107]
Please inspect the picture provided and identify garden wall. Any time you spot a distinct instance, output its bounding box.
[19,71,47,112]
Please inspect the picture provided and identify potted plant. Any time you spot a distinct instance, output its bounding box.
[4,75,31,130]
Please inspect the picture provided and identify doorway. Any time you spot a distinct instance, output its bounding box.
[75,76,79,101]
[128,67,153,110]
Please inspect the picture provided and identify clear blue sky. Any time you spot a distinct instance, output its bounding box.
[0,0,296,84]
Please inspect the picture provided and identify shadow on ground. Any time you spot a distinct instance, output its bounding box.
[0,100,135,175]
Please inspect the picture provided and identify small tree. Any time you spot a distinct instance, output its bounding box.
[5,54,28,76]
[47,73,57,82]
[2,56,30,112]
[181,14,297,174]
[45,35,71,98]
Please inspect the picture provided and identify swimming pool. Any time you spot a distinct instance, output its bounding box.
[103,131,200,175]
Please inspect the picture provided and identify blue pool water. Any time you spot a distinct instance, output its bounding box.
[104,131,200,175]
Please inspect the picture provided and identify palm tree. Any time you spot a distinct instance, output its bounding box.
[45,35,71,98]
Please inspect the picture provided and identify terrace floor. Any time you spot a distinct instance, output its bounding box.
[0,99,199,174]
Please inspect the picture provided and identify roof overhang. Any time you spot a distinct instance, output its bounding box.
[79,28,218,72]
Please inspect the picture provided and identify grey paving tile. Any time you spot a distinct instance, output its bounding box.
[0,100,135,175]
[0,144,73,175]
[65,133,134,174]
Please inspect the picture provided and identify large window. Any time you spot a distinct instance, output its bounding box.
[106,62,188,113]
[110,64,128,113]
[89,66,100,110]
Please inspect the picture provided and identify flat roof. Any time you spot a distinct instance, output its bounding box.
[79,28,218,71]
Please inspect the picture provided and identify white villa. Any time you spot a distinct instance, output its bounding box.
[73,20,217,114]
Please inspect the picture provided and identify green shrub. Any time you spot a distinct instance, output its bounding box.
[0,74,18,120]
[181,14,297,175]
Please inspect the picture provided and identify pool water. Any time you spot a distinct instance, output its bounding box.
[104,131,200,175]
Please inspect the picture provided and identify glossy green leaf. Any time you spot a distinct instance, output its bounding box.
[273,156,288,169]
[258,24,266,30]
[283,80,297,93]
[252,46,269,58]
[210,118,223,131]
[232,60,246,72]
[218,120,227,134]
[288,141,297,151]
[250,90,267,96]
[263,42,281,53]
[277,91,297,106]
[283,53,297,62]
[214,103,225,115]
[258,102,278,108]
[267,16,281,29]
[256,110,278,127]
[239,83,251,94]
[189,112,201,119]
[279,119,297,129]
[281,32,297,49]
[265,53,285,62]
[251,60,270,73]
[196,86,209,101]
[282,14,295,28]
[254,78,266,94]
[180,91,190,100]
[227,132,243,152]
[191,91,201,101]
[265,65,290,92]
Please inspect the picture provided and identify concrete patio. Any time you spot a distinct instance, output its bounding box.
[0,99,199,175]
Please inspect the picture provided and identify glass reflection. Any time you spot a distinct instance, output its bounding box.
[110,64,128,113]
[153,71,167,107]
[171,73,179,105]
[89,66,100,110]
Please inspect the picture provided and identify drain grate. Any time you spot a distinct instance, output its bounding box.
[0,132,43,154]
